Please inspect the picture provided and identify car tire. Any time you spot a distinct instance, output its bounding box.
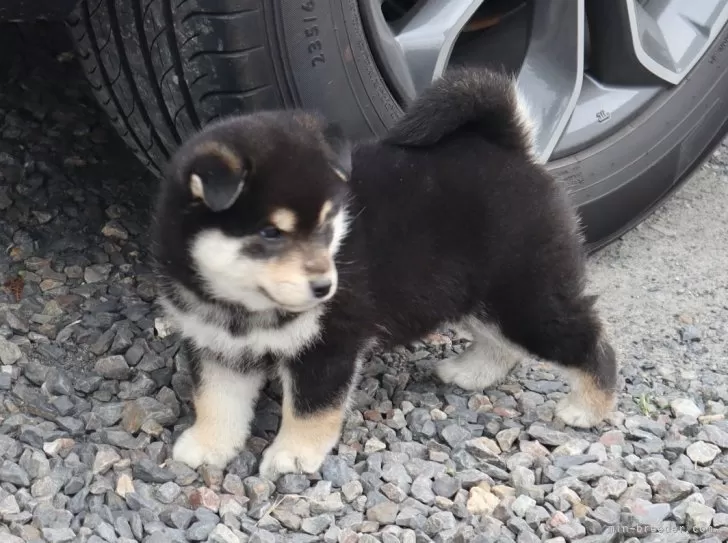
[67,0,728,249]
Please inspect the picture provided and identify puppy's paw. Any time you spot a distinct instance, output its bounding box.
[172,426,240,469]
[436,357,503,390]
[555,394,608,429]
[436,359,475,388]
[259,439,327,481]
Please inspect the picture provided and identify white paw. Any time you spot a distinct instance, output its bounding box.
[172,426,240,469]
[259,439,327,481]
[436,358,502,391]
[555,395,604,429]
[436,359,472,388]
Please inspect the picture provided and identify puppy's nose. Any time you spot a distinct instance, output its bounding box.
[310,279,332,299]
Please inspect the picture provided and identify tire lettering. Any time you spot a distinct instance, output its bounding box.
[302,2,325,67]
[708,35,728,65]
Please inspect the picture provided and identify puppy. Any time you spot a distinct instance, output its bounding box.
[152,68,618,480]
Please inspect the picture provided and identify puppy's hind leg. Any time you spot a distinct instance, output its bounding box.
[496,294,618,428]
[436,316,523,391]
[555,339,617,428]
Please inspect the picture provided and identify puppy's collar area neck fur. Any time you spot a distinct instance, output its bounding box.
[163,282,306,330]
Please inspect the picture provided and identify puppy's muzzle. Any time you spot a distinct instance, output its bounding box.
[310,279,332,299]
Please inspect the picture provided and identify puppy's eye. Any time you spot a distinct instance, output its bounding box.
[259,226,283,240]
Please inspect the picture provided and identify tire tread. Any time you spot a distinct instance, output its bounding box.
[66,0,282,176]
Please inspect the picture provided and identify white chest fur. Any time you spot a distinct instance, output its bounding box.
[160,295,323,360]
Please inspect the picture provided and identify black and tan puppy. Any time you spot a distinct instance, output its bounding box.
[152,68,618,479]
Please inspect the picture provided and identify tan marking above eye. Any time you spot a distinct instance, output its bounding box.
[270,208,298,233]
[192,141,242,174]
[189,173,205,199]
[318,200,333,226]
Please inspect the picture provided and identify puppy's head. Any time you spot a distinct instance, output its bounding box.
[158,111,351,313]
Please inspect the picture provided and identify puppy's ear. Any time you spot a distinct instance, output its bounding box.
[322,122,352,181]
[185,142,249,212]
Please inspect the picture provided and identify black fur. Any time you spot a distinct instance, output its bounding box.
[385,68,532,153]
[153,68,617,453]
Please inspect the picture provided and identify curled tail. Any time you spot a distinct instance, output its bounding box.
[384,67,535,156]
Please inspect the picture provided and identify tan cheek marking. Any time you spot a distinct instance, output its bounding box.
[270,208,298,233]
[192,141,242,174]
[318,200,333,226]
[189,173,205,199]
[265,251,306,284]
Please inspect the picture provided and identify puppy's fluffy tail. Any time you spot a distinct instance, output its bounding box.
[385,68,535,156]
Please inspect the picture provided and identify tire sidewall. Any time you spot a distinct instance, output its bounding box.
[275,0,402,139]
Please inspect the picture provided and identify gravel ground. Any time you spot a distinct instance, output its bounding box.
[1,26,727,543]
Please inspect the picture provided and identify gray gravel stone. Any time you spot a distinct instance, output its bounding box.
[626,498,671,526]
[342,480,363,502]
[301,514,333,535]
[553,520,586,541]
[0,460,29,486]
[186,521,216,541]
[670,398,702,418]
[411,475,436,505]
[133,459,175,483]
[121,396,176,433]
[527,424,570,446]
[208,524,239,543]
[685,502,714,532]
[381,482,408,503]
[424,511,457,535]
[321,456,357,487]
[367,500,399,524]
[433,474,460,498]
[686,441,721,464]
[0,338,22,365]
[92,446,121,475]
[698,425,728,448]
[440,424,471,447]
[160,507,194,530]
[94,356,131,380]
[41,527,76,543]
[653,476,693,502]
[511,495,537,517]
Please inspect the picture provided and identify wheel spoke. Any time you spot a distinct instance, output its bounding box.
[516,0,585,163]
[624,0,728,84]
[587,0,728,86]
[360,0,485,102]
[393,0,485,99]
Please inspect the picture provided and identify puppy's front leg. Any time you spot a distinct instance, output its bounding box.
[173,359,265,469]
[259,341,362,480]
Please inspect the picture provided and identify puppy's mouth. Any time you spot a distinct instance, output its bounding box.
[256,288,326,313]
